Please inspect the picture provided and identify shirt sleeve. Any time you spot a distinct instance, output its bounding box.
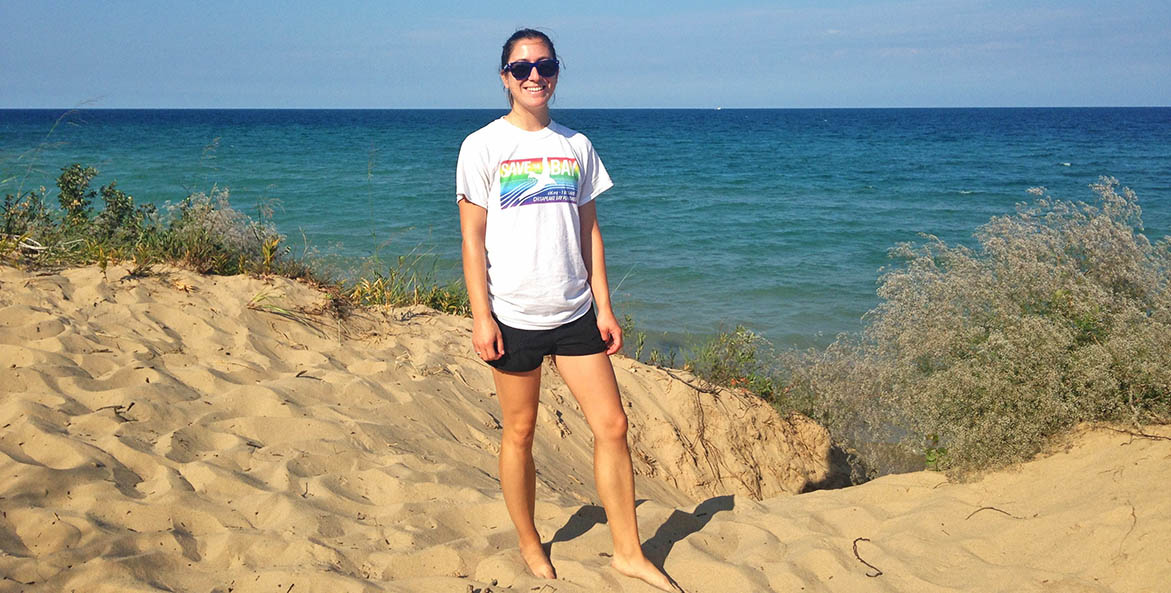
[577,136,613,206]
[455,135,491,208]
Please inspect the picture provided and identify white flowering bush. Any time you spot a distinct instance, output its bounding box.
[790,178,1171,475]
[164,186,282,273]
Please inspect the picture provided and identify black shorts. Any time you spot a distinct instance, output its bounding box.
[488,308,607,373]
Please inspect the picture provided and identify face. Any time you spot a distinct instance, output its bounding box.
[501,38,557,111]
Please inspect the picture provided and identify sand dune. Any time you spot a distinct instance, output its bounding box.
[1,265,1167,593]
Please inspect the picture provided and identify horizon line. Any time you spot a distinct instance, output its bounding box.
[3,105,1169,111]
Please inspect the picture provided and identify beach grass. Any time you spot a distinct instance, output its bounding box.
[1,163,470,314]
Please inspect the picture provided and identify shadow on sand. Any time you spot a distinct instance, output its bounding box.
[547,495,736,569]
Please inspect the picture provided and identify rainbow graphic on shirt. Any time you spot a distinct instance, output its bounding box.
[498,157,580,209]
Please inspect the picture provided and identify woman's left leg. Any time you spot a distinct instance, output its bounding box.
[554,353,677,592]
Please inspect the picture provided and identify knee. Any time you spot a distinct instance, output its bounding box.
[592,410,629,445]
[502,418,537,449]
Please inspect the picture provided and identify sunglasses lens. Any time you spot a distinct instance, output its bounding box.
[508,63,534,80]
[536,59,559,77]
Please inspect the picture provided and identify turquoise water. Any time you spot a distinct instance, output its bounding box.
[3,108,1169,348]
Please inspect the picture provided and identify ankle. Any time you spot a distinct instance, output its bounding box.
[611,546,648,564]
[517,535,545,550]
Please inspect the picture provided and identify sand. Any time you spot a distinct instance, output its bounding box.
[1,264,1167,593]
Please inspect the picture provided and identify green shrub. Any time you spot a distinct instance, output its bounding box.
[685,325,780,398]
[790,178,1171,476]
[2,163,472,316]
[160,186,267,274]
[615,318,784,402]
[56,164,98,227]
[2,186,54,237]
[619,314,649,361]
[94,181,156,243]
[2,165,304,278]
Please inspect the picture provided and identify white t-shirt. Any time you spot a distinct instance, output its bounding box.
[456,118,613,330]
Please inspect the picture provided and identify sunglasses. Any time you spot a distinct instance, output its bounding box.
[502,58,560,80]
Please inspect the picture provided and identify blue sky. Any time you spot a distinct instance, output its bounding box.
[2,0,1168,108]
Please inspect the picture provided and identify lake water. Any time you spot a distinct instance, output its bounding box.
[3,107,1169,349]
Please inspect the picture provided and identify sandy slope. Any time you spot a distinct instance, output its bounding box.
[0,265,1167,593]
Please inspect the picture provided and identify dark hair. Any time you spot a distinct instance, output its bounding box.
[500,28,557,70]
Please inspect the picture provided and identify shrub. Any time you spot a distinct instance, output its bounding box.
[94,181,156,244]
[617,314,653,363]
[790,178,1171,475]
[685,325,780,399]
[2,165,303,278]
[56,164,98,227]
[2,186,54,237]
[1,188,55,248]
[160,186,277,274]
[2,162,470,316]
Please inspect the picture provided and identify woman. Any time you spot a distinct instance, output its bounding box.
[455,28,677,593]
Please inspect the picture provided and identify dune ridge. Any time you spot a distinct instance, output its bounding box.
[1,265,1167,593]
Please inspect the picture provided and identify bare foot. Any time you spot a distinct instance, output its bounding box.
[611,554,680,592]
[519,541,556,580]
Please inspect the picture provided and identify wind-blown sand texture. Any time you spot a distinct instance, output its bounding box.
[1,265,1167,593]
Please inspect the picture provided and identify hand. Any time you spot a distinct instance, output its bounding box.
[472,316,505,361]
[596,309,623,355]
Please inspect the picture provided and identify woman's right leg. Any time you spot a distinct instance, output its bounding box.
[492,366,555,579]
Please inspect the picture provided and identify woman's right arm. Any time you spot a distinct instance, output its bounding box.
[459,199,504,360]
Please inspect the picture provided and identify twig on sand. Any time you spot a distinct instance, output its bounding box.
[663,368,719,394]
[95,402,135,422]
[1116,502,1137,558]
[965,506,1029,520]
[852,537,883,577]
[1105,427,1171,442]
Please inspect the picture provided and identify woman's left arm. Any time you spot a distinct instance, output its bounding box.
[579,200,623,355]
